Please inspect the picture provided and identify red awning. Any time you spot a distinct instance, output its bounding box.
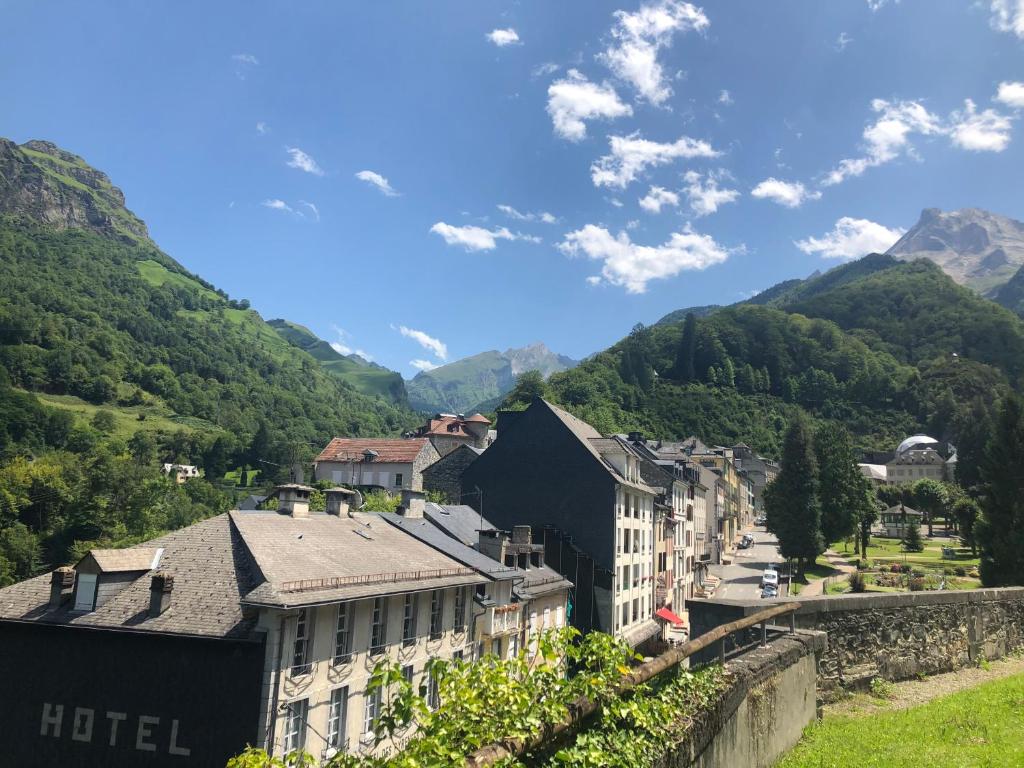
[655,607,685,626]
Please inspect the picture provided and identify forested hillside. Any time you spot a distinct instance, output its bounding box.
[0,138,417,584]
[527,255,1020,460]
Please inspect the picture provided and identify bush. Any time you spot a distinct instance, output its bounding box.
[909,576,926,591]
[912,568,925,578]
[848,571,866,593]
[954,566,967,576]
[869,677,895,699]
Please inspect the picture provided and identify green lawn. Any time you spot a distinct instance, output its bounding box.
[31,391,220,439]
[776,673,1024,767]
[834,536,980,570]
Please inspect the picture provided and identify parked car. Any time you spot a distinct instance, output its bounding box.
[760,584,778,599]
[765,562,779,572]
[761,569,780,588]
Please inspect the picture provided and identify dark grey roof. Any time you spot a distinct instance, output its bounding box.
[238,494,267,510]
[423,502,495,548]
[0,514,262,639]
[516,566,573,599]
[373,512,519,581]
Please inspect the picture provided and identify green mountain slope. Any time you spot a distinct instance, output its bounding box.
[0,138,415,453]
[991,264,1024,318]
[407,343,577,414]
[534,255,1021,458]
[267,319,408,406]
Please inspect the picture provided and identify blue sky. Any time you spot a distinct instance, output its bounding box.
[3,1,1024,375]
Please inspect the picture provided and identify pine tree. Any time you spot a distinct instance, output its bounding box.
[673,313,697,381]
[976,394,1024,586]
[815,426,866,546]
[764,415,824,576]
[707,367,719,386]
[721,358,736,388]
[902,519,923,553]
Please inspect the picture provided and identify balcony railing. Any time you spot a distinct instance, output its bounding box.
[484,603,522,636]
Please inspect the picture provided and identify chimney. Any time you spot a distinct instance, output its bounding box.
[49,567,75,608]
[149,573,174,617]
[628,431,644,443]
[276,484,312,518]
[325,487,354,517]
[398,489,426,519]
[512,525,532,545]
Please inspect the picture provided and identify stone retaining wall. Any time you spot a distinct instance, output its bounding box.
[791,587,1024,691]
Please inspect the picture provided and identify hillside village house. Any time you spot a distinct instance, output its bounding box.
[314,437,440,492]
[885,434,957,484]
[0,484,540,764]
[411,413,491,457]
[462,399,661,649]
[162,463,200,484]
[730,443,779,514]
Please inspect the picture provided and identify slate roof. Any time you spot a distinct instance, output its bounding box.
[231,510,485,608]
[881,504,924,517]
[315,437,431,464]
[372,512,518,581]
[0,514,262,639]
[517,566,574,599]
[423,502,495,548]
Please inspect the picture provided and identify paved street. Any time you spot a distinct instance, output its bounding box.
[709,527,786,601]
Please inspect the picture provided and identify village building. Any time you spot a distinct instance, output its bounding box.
[162,463,200,484]
[421,444,484,504]
[885,434,956,484]
[461,399,660,649]
[0,484,498,764]
[879,504,926,538]
[411,413,491,457]
[313,437,440,492]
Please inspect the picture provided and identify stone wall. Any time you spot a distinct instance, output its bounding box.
[792,587,1024,692]
[655,631,824,768]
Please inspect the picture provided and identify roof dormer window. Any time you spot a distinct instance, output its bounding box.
[73,573,97,612]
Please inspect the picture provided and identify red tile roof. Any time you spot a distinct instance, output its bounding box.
[315,438,430,464]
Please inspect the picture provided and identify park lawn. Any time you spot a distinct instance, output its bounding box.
[776,673,1024,768]
[30,391,220,440]
[857,536,980,569]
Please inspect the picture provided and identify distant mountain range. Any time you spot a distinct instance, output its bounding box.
[886,207,1024,299]
[406,343,578,414]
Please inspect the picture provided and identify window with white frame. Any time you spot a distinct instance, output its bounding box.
[282,698,308,753]
[402,593,418,646]
[429,590,444,640]
[370,597,388,655]
[363,686,382,740]
[334,602,352,664]
[394,473,404,487]
[327,687,348,754]
[425,664,440,710]
[291,609,313,676]
[73,573,97,612]
[453,587,466,632]
[543,607,550,629]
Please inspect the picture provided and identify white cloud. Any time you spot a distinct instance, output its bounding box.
[638,186,680,214]
[609,198,624,208]
[683,170,739,216]
[718,89,733,105]
[836,32,853,51]
[991,0,1024,39]
[256,121,269,135]
[232,53,259,65]
[823,99,943,186]
[329,342,350,355]
[559,223,732,293]
[546,69,632,141]
[430,222,539,251]
[398,326,448,361]
[532,62,560,78]
[285,147,325,176]
[355,170,399,196]
[329,326,372,360]
[866,0,895,11]
[262,199,293,213]
[591,132,719,188]
[996,81,1024,109]
[795,217,904,260]
[487,28,520,46]
[600,0,709,105]
[949,99,1013,152]
[409,359,440,372]
[298,201,320,221]
[750,178,821,208]
[497,204,557,223]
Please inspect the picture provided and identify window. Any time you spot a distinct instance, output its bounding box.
[425,664,440,710]
[556,605,564,627]
[334,603,352,664]
[543,607,550,629]
[621,603,629,627]
[370,598,388,655]
[402,664,415,685]
[429,590,444,640]
[282,698,308,753]
[453,648,464,663]
[633,564,640,588]
[402,594,418,646]
[632,598,638,623]
[617,527,622,553]
[363,686,382,739]
[291,609,313,676]
[394,473,404,488]
[327,687,348,754]
[453,588,467,632]
[73,573,97,612]
[623,529,631,553]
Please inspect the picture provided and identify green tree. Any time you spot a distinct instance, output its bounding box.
[912,478,948,537]
[203,436,230,481]
[721,358,736,388]
[902,519,924,553]
[90,410,117,434]
[764,415,823,577]
[361,490,401,513]
[952,496,981,555]
[815,426,865,546]
[503,370,548,410]
[127,431,157,466]
[672,312,698,381]
[976,394,1024,586]
[736,363,756,394]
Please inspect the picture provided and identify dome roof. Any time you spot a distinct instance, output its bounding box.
[896,434,939,455]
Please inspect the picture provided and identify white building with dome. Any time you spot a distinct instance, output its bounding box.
[884,434,956,484]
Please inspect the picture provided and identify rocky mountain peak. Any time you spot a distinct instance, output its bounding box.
[0,137,148,241]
